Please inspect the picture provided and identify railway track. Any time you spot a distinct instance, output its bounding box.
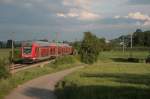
[9,59,55,73]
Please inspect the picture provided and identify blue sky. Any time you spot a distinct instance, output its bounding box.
[0,0,150,41]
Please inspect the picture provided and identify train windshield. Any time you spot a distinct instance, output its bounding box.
[23,47,32,54]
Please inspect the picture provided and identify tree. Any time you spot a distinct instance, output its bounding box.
[72,41,81,53]
[6,40,13,48]
[79,32,100,64]
[0,41,3,48]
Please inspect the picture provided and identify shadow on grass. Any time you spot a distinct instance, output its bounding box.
[55,73,150,99]
[111,58,139,63]
[23,87,56,99]
[55,85,150,99]
[82,73,150,86]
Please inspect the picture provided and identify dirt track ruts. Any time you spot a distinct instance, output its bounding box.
[5,66,84,99]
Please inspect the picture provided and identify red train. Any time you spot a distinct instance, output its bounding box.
[21,41,74,63]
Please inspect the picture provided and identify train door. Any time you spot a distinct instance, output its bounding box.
[35,47,39,58]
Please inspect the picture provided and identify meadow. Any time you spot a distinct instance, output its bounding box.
[55,51,150,99]
[99,50,150,60]
[0,49,11,59]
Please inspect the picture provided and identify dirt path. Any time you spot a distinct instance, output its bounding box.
[5,66,84,99]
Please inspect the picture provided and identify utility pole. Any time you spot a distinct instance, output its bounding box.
[122,36,125,54]
[130,33,133,58]
[11,32,14,62]
[11,32,15,73]
[56,32,59,57]
[130,33,133,49]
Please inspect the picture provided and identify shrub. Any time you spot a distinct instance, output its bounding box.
[52,56,76,67]
[127,58,139,63]
[146,55,150,63]
[0,58,10,79]
[9,49,21,63]
[79,32,100,64]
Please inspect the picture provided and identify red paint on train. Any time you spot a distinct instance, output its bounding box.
[21,41,73,63]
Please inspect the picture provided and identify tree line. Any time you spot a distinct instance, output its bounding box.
[0,40,21,48]
[133,29,150,47]
[111,29,150,48]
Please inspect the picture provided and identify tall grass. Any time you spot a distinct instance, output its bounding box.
[0,58,10,79]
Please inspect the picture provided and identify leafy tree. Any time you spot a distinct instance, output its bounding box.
[0,41,3,48]
[72,41,81,53]
[79,32,100,64]
[6,40,13,48]
[133,30,150,47]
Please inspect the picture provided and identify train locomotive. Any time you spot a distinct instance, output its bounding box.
[21,41,74,63]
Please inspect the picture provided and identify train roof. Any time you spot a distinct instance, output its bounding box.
[22,41,72,47]
[22,41,50,47]
[50,43,71,47]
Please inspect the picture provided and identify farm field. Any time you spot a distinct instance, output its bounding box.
[99,50,150,60]
[55,51,150,99]
[0,49,11,59]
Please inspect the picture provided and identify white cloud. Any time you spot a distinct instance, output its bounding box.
[60,0,101,20]
[127,12,150,21]
[67,12,79,17]
[115,12,150,26]
[114,15,121,19]
[79,11,100,20]
[57,9,100,20]
[57,13,67,18]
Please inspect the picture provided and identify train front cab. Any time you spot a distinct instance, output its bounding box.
[22,41,50,63]
[21,42,35,63]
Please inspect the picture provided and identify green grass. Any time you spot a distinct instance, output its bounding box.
[99,51,150,59]
[0,49,11,59]
[98,51,150,63]
[55,61,150,99]
[0,56,81,99]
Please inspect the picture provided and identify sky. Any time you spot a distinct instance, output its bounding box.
[0,0,150,41]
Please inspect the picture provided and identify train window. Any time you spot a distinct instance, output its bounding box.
[23,47,32,54]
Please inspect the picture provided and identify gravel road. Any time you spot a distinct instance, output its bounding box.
[5,66,83,99]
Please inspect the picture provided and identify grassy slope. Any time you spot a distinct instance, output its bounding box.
[0,56,81,99]
[55,52,150,99]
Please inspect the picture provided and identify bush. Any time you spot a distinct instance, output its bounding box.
[127,58,139,63]
[79,32,100,64]
[145,55,150,63]
[0,58,10,79]
[9,49,21,63]
[52,56,76,67]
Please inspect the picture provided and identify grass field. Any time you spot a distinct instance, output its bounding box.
[0,49,11,59]
[55,52,150,99]
[100,50,150,59]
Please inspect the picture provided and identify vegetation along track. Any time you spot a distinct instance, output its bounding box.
[9,59,55,73]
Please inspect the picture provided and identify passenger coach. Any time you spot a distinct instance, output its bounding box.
[21,41,74,63]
